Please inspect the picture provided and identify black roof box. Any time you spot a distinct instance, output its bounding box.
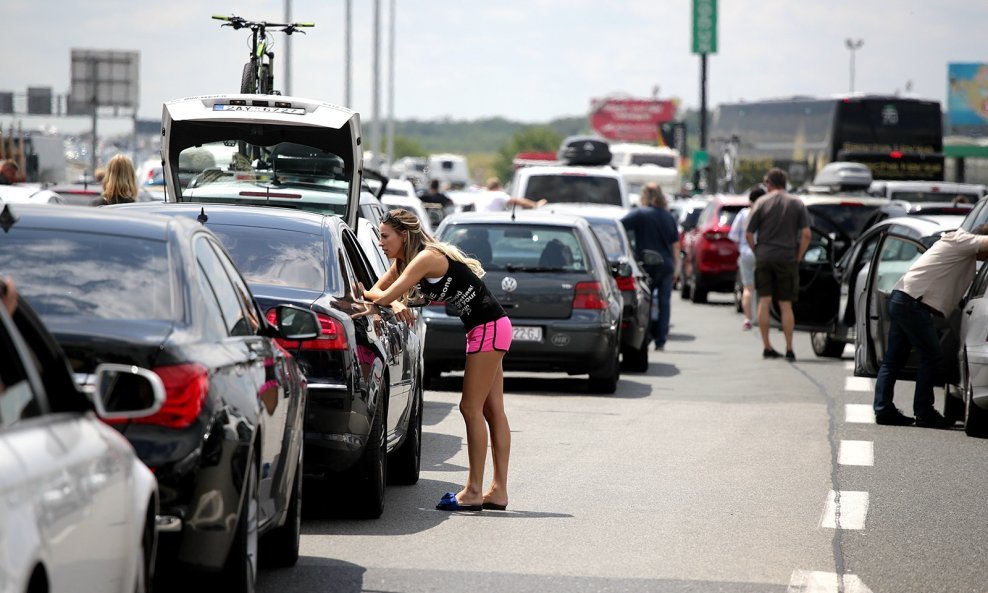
[557,135,612,166]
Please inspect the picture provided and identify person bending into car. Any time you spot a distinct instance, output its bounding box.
[362,208,513,512]
[873,224,988,428]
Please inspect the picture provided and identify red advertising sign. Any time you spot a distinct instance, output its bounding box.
[589,98,677,142]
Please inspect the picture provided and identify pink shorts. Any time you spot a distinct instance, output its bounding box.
[465,317,512,354]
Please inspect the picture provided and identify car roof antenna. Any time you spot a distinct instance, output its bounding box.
[0,204,18,233]
[511,202,517,221]
[197,207,209,224]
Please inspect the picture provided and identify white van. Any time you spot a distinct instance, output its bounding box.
[510,165,629,210]
[428,153,470,189]
[868,180,986,205]
[609,142,681,202]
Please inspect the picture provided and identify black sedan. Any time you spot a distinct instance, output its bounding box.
[426,211,623,393]
[0,203,319,591]
[120,202,424,518]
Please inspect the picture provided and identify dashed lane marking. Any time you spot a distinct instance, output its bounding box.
[820,490,869,529]
[844,376,874,392]
[838,440,874,466]
[844,404,875,424]
[787,570,874,593]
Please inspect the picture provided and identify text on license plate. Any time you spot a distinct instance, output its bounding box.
[512,326,542,342]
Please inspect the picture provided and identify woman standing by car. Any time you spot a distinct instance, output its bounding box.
[95,154,138,205]
[361,209,513,511]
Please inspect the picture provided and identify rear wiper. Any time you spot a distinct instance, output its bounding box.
[505,264,566,272]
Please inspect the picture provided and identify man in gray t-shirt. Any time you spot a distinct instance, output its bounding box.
[745,168,811,361]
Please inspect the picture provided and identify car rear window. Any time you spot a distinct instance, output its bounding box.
[206,225,328,292]
[717,205,744,226]
[0,230,174,321]
[442,224,589,272]
[889,191,980,204]
[523,174,622,207]
[630,154,676,167]
[807,204,882,239]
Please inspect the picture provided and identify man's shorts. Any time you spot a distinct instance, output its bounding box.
[754,260,799,302]
[466,316,513,354]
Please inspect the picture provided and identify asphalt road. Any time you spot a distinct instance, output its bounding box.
[252,292,988,593]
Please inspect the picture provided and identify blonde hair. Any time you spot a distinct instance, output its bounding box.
[382,208,485,303]
[102,154,138,204]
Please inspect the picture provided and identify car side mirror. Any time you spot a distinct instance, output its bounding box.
[272,305,321,340]
[91,363,166,420]
[640,249,664,266]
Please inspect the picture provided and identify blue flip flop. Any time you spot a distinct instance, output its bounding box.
[435,491,483,511]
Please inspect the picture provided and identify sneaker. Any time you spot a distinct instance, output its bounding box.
[915,410,955,429]
[763,348,782,359]
[875,408,914,426]
[742,320,752,330]
[785,350,796,362]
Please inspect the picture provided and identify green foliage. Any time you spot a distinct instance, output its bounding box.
[492,126,564,183]
[393,135,427,158]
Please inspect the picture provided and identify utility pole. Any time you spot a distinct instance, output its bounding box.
[344,0,352,107]
[386,0,395,171]
[284,0,292,95]
[845,38,864,93]
[371,0,381,161]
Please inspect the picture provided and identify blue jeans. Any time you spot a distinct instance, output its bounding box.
[873,290,943,416]
[650,271,674,348]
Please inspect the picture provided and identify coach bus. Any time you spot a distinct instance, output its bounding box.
[708,95,944,192]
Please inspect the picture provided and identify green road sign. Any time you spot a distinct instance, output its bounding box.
[692,149,709,169]
[692,0,717,54]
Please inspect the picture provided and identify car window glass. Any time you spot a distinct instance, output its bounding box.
[0,324,41,427]
[802,229,831,263]
[522,175,623,207]
[206,224,327,292]
[873,236,923,294]
[341,230,377,292]
[587,220,624,260]
[207,240,261,335]
[961,200,988,231]
[193,255,230,340]
[853,233,883,277]
[717,205,744,227]
[0,229,174,321]
[442,224,588,272]
[194,237,251,336]
[969,262,988,299]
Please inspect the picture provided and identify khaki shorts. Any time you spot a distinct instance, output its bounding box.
[754,261,799,302]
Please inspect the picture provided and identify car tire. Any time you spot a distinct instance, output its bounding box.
[589,345,620,394]
[389,379,422,485]
[222,457,258,593]
[261,446,302,568]
[349,397,387,519]
[423,367,441,391]
[135,505,155,593]
[679,263,691,300]
[964,378,988,437]
[810,332,845,358]
[689,267,707,304]
[621,334,650,373]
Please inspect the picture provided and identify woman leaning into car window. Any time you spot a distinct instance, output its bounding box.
[360,208,513,512]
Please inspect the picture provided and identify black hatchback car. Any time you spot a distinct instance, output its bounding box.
[121,202,424,518]
[0,204,320,590]
[424,211,623,393]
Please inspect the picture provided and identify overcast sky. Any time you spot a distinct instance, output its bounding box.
[2,0,986,135]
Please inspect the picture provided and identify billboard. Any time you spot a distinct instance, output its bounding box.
[589,98,677,142]
[70,49,140,109]
[948,63,988,133]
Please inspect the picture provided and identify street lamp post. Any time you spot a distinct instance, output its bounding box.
[845,38,864,93]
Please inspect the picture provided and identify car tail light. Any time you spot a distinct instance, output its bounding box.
[572,281,607,310]
[704,230,726,240]
[615,275,636,291]
[106,363,210,429]
[266,309,348,351]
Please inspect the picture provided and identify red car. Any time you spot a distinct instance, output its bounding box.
[680,194,750,303]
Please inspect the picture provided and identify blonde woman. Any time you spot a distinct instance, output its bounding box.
[97,154,138,205]
[362,209,512,511]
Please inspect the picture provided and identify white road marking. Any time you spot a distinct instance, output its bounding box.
[820,490,869,529]
[845,404,875,424]
[844,376,874,392]
[838,440,874,466]
[787,570,874,593]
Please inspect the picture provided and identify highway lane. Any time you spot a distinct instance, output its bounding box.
[250,292,988,593]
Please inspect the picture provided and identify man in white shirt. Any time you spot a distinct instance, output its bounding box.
[874,225,988,428]
[477,178,546,212]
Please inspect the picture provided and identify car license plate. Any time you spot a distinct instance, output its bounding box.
[512,326,542,342]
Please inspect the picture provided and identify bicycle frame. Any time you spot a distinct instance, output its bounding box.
[213,14,313,96]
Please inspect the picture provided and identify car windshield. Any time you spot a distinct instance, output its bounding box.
[442,224,588,272]
[176,140,350,216]
[0,230,175,321]
[206,225,330,292]
[630,154,676,167]
[523,174,622,207]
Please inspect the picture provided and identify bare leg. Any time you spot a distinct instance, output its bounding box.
[741,284,753,322]
[456,350,504,506]
[757,295,774,350]
[483,362,510,506]
[779,300,795,352]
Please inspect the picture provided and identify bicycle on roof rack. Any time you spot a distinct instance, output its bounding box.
[212,14,314,96]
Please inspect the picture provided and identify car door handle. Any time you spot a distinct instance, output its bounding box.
[966,308,974,316]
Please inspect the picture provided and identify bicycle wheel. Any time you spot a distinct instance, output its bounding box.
[241,62,257,94]
[258,63,271,95]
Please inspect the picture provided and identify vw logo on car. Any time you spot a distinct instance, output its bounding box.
[501,276,517,293]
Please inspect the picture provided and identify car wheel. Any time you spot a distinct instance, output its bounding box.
[350,397,387,518]
[964,378,988,437]
[943,383,965,423]
[621,332,650,373]
[389,379,422,485]
[689,267,707,304]
[589,345,620,394]
[679,263,691,300]
[261,446,302,568]
[423,367,441,390]
[810,332,845,358]
[222,457,258,593]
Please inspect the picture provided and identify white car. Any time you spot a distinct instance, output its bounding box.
[381,194,434,234]
[609,142,681,202]
[0,294,165,593]
[0,184,65,205]
[510,164,630,210]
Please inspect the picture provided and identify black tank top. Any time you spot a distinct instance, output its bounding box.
[417,255,506,330]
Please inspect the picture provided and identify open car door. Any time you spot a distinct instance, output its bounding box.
[161,95,363,229]
[791,227,840,331]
